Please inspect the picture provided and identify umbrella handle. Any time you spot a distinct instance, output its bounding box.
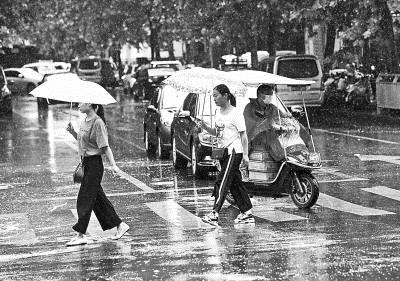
[69,102,72,124]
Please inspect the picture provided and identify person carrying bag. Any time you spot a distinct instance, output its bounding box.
[66,103,129,246]
[199,84,254,226]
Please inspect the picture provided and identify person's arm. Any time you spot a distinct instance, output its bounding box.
[240,131,249,165]
[199,120,216,135]
[103,146,121,174]
[66,123,78,140]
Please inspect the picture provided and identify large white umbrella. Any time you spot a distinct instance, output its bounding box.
[30,79,117,104]
[227,70,315,86]
[30,77,117,122]
[164,67,247,97]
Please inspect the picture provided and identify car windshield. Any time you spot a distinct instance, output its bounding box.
[277,59,319,78]
[148,68,176,77]
[79,59,101,70]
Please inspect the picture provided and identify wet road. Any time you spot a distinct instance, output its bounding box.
[2,91,400,280]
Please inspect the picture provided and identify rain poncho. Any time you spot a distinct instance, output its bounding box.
[243,98,312,161]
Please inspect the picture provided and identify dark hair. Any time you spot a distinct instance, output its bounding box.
[91,104,106,124]
[257,84,274,96]
[213,84,236,107]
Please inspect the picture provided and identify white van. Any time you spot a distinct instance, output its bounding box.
[258,54,324,107]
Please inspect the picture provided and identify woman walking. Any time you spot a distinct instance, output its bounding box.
[200,84,254,226]
[66,103,129,246]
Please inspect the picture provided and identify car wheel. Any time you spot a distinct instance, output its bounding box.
[26,83,36,95]
[144,131,156,155]
[172,135,188,169]
[191,142,207,178]
[157,134,170,160]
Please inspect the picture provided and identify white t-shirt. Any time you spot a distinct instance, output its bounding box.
[215,106,246,154]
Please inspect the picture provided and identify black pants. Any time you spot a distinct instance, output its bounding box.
[72,155,122,234]
[213,150,252,213]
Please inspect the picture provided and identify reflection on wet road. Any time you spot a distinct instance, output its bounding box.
[2,93,400,280]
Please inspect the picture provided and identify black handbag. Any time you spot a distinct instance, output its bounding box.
[211,147,227,160]
[73,160,84,183]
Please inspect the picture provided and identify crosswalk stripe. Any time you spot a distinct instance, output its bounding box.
[362,186,400,201]
[252,205,308,222]
[0,213,38,245]
[318,193,395,216]
[146,200,214,229]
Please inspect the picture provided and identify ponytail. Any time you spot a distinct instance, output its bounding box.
[91,104,106,124]
[213,84,236,107]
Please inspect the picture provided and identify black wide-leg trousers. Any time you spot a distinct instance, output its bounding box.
[72,155,121,234]
[213,150,253,214]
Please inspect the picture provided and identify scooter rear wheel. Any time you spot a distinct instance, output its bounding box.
[289,173,319,209]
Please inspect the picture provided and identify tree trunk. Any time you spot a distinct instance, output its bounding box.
[375,0,398,72]
[168,40,175,60]
[324,21,336,58]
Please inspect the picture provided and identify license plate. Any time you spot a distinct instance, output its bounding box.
[308,152,321,164]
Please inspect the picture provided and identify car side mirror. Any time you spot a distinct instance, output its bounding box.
[290,105,304,118]
[177,110,190,118]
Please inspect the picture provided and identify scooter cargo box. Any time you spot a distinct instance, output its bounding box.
[249,150,273,161]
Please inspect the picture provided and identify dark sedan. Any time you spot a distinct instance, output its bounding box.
[143,84,187,159]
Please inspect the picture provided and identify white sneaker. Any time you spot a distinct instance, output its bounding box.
[66,235,88,247]
[112,222,130,240]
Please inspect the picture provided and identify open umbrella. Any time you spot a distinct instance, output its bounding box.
[164,67,247,97]
[30,78,117,122]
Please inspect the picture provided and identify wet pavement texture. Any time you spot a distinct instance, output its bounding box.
[2,91,400,280]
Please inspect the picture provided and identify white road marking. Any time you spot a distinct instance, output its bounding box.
[318,193,395,216]
[0,213,38,245]
[317,167,368,183]
[362,186,400,202]
[315,129,400,145]
[0,247,93,263]
[146,200,214,229]
[355,154,400,165]
[0,184,11,190]
[252,206,308,222]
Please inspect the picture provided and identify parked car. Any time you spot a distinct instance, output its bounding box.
[133,67,176,101]
[258,54,324,107]
[4,68,43,95]
[150,60,183,70]
[0,65,12,115]
[143,84,188,159]
[22,61,67,76]
[74,57,118,87]
[171,91,218,177]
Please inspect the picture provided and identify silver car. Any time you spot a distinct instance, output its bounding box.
[4,68,43,95]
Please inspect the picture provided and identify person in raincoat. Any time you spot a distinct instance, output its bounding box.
[243,84,312,161]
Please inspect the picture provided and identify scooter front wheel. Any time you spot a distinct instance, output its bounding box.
[290,173,319,209]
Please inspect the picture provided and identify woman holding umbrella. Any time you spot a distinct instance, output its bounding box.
[66,103,129,246]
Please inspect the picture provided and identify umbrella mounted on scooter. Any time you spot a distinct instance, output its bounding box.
[29,77,117,122]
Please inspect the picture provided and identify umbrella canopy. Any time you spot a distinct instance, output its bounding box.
[227,70,315,86]
[164,67,247,97]
[30,79,117,105]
